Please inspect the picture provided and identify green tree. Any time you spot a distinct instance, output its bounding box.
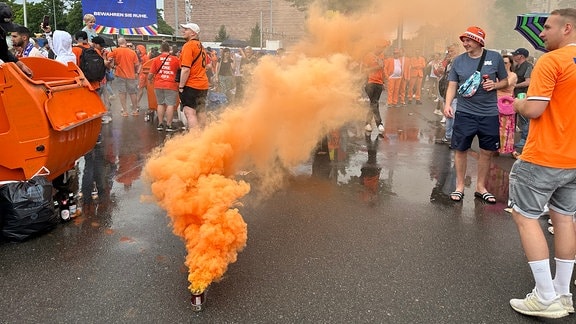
[64,0,83,35]
[156,9,174,35]
[249,23,261,47]
[215,25,229,42]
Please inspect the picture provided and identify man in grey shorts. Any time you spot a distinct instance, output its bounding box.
[508,8,576,319]
[108,38,140,116]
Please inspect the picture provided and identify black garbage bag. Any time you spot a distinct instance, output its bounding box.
[0,176,58,242]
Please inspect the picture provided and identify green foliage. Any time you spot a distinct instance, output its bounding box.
[65,0,83,35]
[249,23,261,47]
[156,9,174,35]
[4,0,171,37]
[215,25,229,42]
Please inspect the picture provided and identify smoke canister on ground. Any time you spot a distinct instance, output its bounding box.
[190,291,206,312]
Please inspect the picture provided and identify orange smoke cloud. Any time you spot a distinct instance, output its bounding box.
[143,52,363,293]
[143,0,487,295]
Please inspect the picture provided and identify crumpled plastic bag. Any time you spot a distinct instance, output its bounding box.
[0,176,58,242]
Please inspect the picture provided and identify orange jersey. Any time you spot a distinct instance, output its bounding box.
[72,43,101,89]
[108,46,139,79]
[522,45,576,168]
[364,52,384,84]
[149,53,181,91]
[180,39,209,90]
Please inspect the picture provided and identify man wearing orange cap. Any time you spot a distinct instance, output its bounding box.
[508,8,576,319]
[442,26,508,204]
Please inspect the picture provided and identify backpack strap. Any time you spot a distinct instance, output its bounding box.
[476,49,487,72]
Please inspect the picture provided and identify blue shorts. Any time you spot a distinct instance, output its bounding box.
[509,159,576,219]
[451,111,500,151]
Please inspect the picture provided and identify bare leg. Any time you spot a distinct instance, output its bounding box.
[550,211,576,260]
[129,93,139,114]
[512,211,549,261]
[183,106,199,130]
[156,104,166,126]
[476,149,493,194]
[165,105,175,126]
[119,92,128,114]
[454,150,468,192]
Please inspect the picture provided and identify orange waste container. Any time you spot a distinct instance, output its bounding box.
[0,57,106,181]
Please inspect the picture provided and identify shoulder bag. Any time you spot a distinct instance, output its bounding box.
[457,49,487,98]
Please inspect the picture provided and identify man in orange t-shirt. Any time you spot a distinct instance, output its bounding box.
[107,37,141,116]
[177,23,209,131]
[148,41,181,132]
[362,46,385,133]
[508,8,576,319]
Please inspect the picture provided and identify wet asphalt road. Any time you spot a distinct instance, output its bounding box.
[0,94,573,323]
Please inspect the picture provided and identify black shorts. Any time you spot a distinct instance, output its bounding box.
[179,87,208,112]
[451,111,500,152]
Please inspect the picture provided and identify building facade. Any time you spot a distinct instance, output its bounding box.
[162,0,307,47]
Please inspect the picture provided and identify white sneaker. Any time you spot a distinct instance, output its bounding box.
[433,109,443,116]
[377,124,385,133]
[509,288,569,318]
[365,124,372,132]
[433,98,439,102]
[548,226,554,235]
[548,218,553,225]
[440,116,446,123]
[559,293,575,313]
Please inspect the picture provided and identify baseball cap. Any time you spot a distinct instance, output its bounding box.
[459,26,486,47]
[511,48,529,57]
[0,2,19,32]
[180,23,200,34]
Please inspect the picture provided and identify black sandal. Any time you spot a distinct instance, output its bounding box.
[450,191,464,202]
[474,191,496,204]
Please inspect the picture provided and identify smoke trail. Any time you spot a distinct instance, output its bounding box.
[143,0,486,295]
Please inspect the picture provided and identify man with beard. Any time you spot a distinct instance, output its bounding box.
[0,2,32,77]
[11,26,43,58]
[508,8,576,319]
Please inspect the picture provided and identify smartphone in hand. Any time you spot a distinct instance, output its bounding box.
[41,15,50,29]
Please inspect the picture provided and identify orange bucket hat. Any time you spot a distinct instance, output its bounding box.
[459,26,486,47]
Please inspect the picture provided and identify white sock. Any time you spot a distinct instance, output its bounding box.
[553,257,575,295]
[529,259,557,300]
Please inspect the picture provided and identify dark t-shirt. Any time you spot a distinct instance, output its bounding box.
[449,49,508,116]
[513,61,533,96]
